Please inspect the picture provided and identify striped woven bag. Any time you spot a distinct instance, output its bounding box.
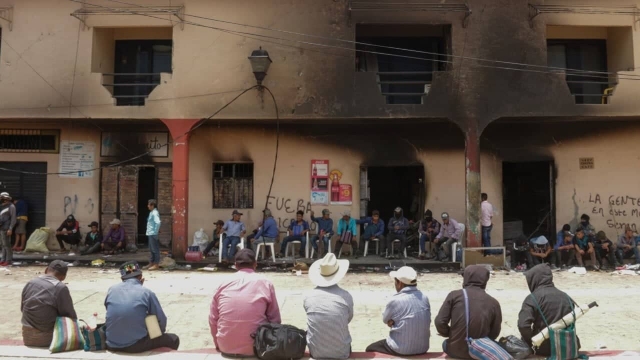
[463,289,514,360]
[49,316,85,353]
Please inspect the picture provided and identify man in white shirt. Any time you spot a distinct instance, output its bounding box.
[481,193,494,252]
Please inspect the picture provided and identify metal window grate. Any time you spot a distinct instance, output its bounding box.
[213,163,254,209]
[0,129,59,153]
[579,157,594,170]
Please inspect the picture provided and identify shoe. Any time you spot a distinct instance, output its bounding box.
[148,264,160,271]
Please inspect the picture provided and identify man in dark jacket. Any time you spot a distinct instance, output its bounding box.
[518,264,581,357]
[435,265,502,359]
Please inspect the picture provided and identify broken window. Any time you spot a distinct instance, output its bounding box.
[213,163,254,209]
[355,24,449,105]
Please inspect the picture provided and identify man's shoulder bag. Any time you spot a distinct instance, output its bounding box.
[252,323,307,360]
[463,289,514,360]
[531,294,587,360]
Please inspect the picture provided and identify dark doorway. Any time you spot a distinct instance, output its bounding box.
[0,162,47,238]
[503,161,555,243]
[136,166,156,246]
[365,166,425,224]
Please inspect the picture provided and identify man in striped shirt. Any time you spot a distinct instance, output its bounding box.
[366,266,431,356]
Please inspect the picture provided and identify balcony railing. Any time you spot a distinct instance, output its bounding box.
[564,72,618,105]
[102,73,162,106]
[377,71,432,105]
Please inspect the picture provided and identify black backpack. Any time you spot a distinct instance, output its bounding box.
[252,323,307,360]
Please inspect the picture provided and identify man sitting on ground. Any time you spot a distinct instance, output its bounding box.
[81,221,103,255]
[435,265,502,359]
[310,209,334,258]
[105,261,179,353]
[358,210,386,257]
[594,231,616,270]
[55,215,81,252]
[435,212,462,261]
[418,209,440,259]
[21,260,77,347]
[574,227,598,270]
[579,214,596,241]
[252,209,279,257]
[556,224,571,247]
[210,249,281,356]
[528,236,556,269]
[555,230,576,269]
[305,253,353,359]
[279,210,309,258]
[387,207,410,259]
[366,266,431,356]
[616,225,639,265]
[103,219,126,254]
[518,264,581,357]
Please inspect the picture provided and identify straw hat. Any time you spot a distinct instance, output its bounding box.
[309,253,349,287]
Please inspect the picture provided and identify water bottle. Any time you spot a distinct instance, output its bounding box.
[87,312,98,330]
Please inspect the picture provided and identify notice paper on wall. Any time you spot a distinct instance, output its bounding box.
[59,141,96,178]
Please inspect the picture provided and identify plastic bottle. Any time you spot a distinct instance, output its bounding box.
[87,312,98,330]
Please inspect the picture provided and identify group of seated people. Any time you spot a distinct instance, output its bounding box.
[203,207,464,263]
[54,215,129,255]
[211,249,579,359]
[20,260,179,352]
[511,214,640,271]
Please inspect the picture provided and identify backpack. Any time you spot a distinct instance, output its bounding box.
[252,323,307,360]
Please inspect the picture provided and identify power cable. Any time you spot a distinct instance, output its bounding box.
[101,0,640,79]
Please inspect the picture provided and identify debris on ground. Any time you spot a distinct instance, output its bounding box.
[159,257,177,269]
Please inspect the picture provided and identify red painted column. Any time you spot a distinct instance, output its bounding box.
[465,122,482,248]
[161,119,201,259]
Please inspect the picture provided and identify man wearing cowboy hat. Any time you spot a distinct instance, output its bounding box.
[366,266,431,356]
[304,253,353,359]
[103,218,126,254]
[0,192,16,266]
[105,261,180,353]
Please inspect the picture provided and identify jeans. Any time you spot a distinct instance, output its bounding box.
[482,225,492,247]
[280,235,306,256]
[527,252,556,266]
[222,236,241,261]
[1,231,11,263]
[616,246,640,264]
[595,246,616,267]
[56,233,81,249]
[419,233,436,254]
[148,235,160,264]
[556,249,576,267]
[81,242,102,255]
[310,234,330,251]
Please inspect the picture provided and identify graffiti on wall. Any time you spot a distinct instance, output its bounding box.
[588,193,640,232]
[63,195,95,216]
[266,195,317,231]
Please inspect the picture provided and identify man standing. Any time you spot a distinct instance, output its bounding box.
[358,210,386,257]
[221,210,246,262]
[435,265,502,359]
[518,264,581,357]
[616,225,639,265]
[305,253,353,359]
[418,209,440,259]
[105,261,179,352]
[21,260,77,347]
[366,266,431,356]
[12,196,28,251]
[481,193,494,251]
[387,207,409,258]
[310,209,334,258]
[210,249,281,356]
[145,200,162,271]
[435,212,462,261]
[55,215,81,252]
[0,192,16,266]
[279,210,309,258]
[103,219,126,254]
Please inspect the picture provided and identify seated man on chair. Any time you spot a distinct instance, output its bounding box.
[418,209,440,259]
[358,210,386,257]
[252,209,278,258]
[434,212,462,262]
[202,220,225,257]
[310,209,334,258]
[387,207,410,259]
[279,211,309,258]
[335,211,359,258]
[221,210,246,263]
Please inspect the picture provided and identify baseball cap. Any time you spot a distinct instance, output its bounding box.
[563,230,574,237]
[389,266,418,285]
[322,209,331,215]
[441,212,449,220]
[232,210,243,216]
[109,219,121,225]
[66,215,76,222]
[234,249,256,265]
[47,260,69,276]
[120,261,142,280]
[214,220,224,226]
[341,210,351,217]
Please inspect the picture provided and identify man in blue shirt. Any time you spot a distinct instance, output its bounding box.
[358,210,386,257]
[105,261,179,353]
[310,209,334,258]
[252,209,279,255]
[279,211,309,258]
[221,210,247,262]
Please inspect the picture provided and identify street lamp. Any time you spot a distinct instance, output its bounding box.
[248,47,272,85]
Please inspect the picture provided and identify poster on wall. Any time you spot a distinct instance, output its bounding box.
[329,169,353,205]
[311,160,329,204]
[59,141,96,178]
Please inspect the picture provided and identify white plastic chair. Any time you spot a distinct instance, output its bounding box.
[363,238,380,257]
[219,234,245,263]
[255,242,276,262]
[310,233,332,258]
[390,238,408,258]
[284,231,310,259]
[337,237,358,258]
[452,223,466,262]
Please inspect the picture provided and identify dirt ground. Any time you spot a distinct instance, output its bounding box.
[1,265,638,352]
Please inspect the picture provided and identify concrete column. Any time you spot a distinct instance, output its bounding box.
[464,123,482,248]
[161,118,200,259]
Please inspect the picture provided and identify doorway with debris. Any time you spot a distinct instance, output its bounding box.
[502,161,555,244]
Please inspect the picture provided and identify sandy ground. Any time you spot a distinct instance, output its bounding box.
[1,265,638,352]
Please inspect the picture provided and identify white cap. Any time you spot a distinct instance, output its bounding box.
[389,266,418,285]
[109,218,121,225]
